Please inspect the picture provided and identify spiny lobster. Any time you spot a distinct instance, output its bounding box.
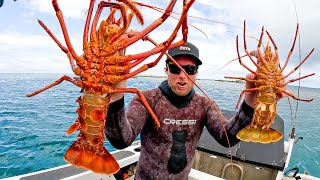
[225,21,315,144]
[27,0,195,174]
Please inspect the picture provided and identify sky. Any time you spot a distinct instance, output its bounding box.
[0,0,319,88]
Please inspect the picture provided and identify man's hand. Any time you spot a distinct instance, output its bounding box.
[244,73,257,108]
[110,80,127,103]
[109,49,129,104]
[244,73,289,109]
[276,88,289,100]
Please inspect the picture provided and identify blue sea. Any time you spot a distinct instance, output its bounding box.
[0,73,319,179]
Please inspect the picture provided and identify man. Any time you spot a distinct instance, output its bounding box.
[105,42,256,179]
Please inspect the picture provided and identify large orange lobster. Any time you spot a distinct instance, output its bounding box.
[27,0,195,174]
[225,21,315,144]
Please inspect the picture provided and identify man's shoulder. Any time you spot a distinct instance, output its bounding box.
[138,88,163,107]
[193,93,215,108]
[193,93,210,102]
[139,87,162,101]
[141,87,161,96]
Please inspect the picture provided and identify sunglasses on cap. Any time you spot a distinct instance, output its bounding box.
[167,63,199,75]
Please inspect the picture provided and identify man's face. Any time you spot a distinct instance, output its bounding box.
[165,56,198,96]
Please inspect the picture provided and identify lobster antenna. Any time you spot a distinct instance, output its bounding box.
[133,1,260,40]
[212,35,261,73]
[292,0,301,129]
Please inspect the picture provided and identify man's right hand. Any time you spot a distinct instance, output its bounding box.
[110,80,127,103]
[109,30,140,103]
[109,46,129,103]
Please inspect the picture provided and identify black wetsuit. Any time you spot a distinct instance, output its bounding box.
[105,81,253,180]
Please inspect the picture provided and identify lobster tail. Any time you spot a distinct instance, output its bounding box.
[236,88,284,143]
[64,138,120,174]
[236,126,283,144]
[63,92,120,174]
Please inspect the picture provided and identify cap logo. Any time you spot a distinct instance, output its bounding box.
[179,46,191,51]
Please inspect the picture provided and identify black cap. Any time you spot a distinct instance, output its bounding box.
[166,42,202,65]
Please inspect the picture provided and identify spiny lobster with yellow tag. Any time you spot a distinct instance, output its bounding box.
[225,21,315,144]
[27,0,195,174]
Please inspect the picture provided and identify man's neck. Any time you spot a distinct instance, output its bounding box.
[158,80,195,108]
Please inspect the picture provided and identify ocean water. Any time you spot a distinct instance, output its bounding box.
[0,73,319,178]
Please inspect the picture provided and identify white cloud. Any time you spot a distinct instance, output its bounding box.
[0,32,53,48]
[24,0,90,18]
[0,0,319,88]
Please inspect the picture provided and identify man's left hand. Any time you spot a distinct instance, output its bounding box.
[244,73,289,109]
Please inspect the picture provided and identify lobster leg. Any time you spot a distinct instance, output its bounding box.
[243,21,261,69]
[284,73,315,86]
[106,7,117,25]
[99,0,190,58]
[264,31,282,69]
[90,0,145,55]
[275,87,313,102]
[109,87,161,127]
[26,76,81,97]
[117,0,144,24]
[125,0,193,52]
[51,0,82,63]
[102,37,191,83]
[83,0,96,57]
[98,2,196,66]
[279,23,299,73]
[283,48,315,79]
[257,28,272,71]
[235,87,261,109]
[38,20,69,55]
[102,0,193,66]
[92,0,144,36]
[243,21,270,73]
[110,0,145,43]
[38,20,84,74]
[90,2,130,55]
[103,57,147,74]
[145,0,195,68]
[122,0,178,49]
[236,35,257,75]
[109,8,134,44]
[103,63,153,83]
[106,41,184,65]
